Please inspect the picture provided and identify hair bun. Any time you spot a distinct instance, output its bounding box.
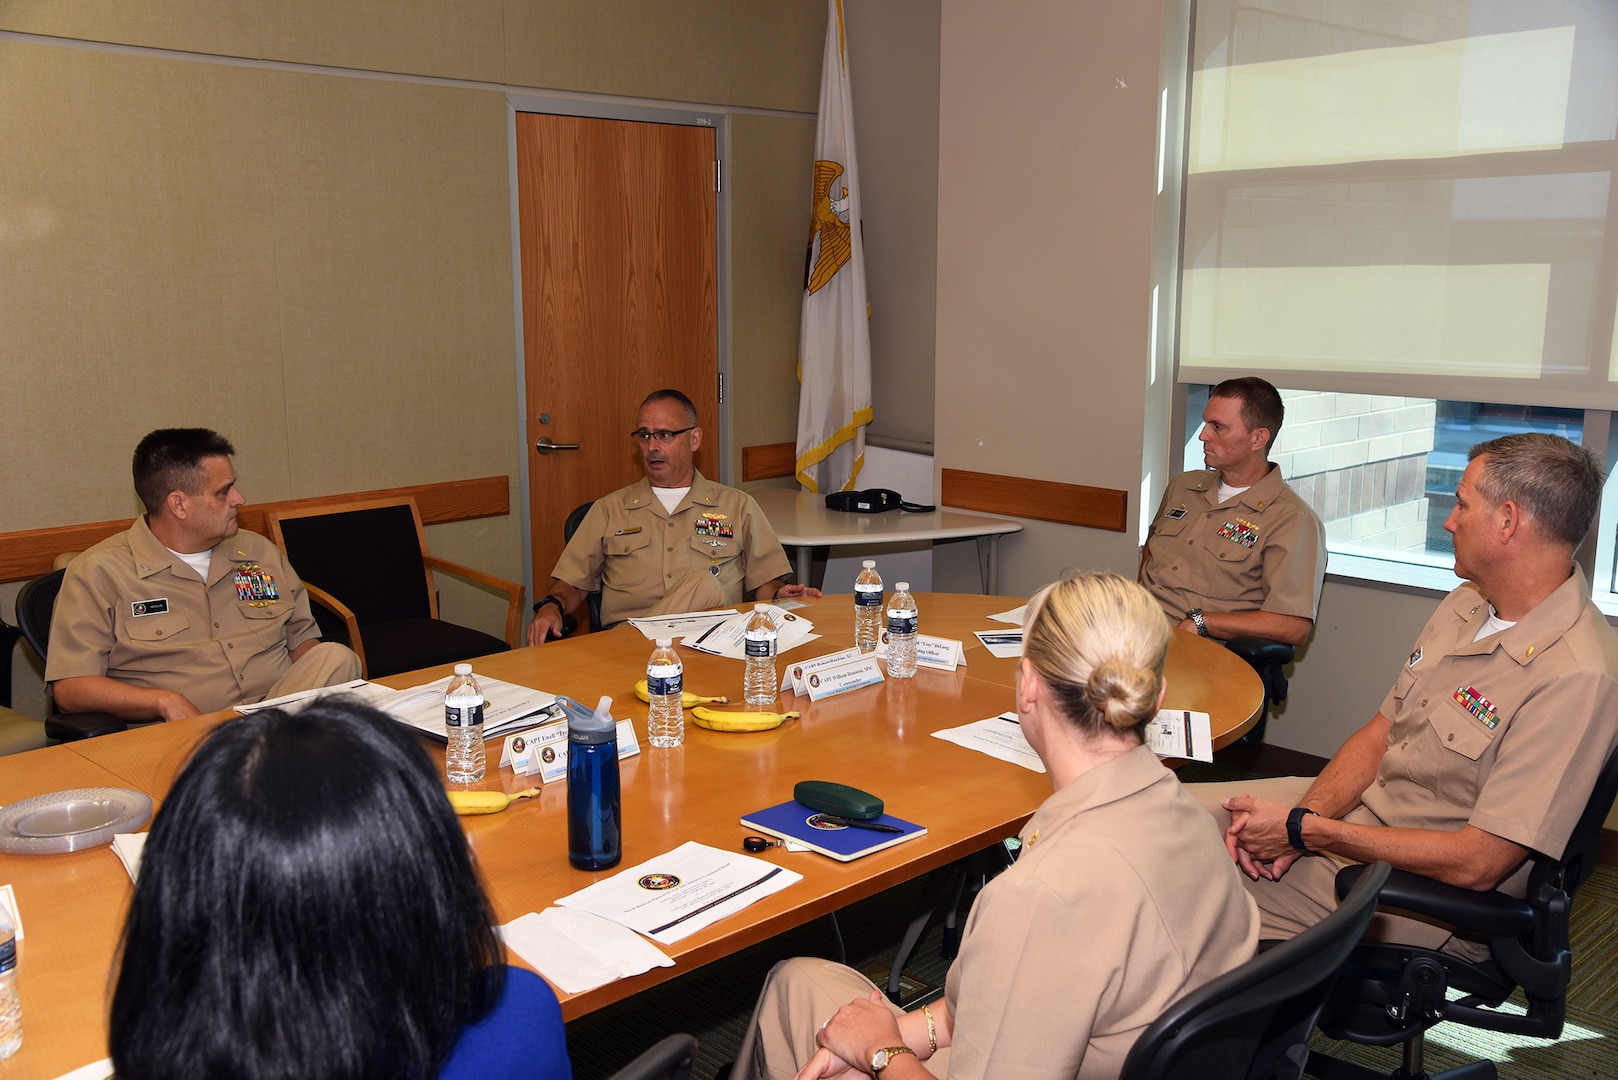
[1087,659,1158,731]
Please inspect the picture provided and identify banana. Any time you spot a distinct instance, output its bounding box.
[632,679,729,708]
[690,706,800,733]
[446,788,540,815]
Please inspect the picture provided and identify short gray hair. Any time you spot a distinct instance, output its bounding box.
[1468,433,1603,548]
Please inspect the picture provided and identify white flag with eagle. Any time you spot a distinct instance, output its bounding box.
[795,0,872,494]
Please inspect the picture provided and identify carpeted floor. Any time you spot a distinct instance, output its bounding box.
[563,747,1618,1079]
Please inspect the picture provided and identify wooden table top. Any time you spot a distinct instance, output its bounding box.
[0,594,1261,1078]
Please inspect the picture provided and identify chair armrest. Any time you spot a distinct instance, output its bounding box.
[1225,636,1296,667]
[304,583,368,678]
[422,555,527,648]
[1335,864,1535,938]
[45,712,129,742]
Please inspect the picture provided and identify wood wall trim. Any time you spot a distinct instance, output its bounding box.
[942,468,1128,533]
[0,476,510,584]
[742,441,797,482]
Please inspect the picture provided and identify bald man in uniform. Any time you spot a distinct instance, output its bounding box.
[527,390,818,645]
[1140,377,1325,647]
[1199,433,1618,956]
[48,428,361,721]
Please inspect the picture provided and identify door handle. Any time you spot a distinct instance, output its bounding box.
[535,437,581,455]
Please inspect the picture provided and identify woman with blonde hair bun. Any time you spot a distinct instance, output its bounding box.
[731,573,1259,1080]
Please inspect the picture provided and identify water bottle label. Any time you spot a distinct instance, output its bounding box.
[646,670,682,695]
[886,613,918,635]
[854,584,883,606]
[445,701,484,728]
[0,939,13,972]
[744,631,777,658]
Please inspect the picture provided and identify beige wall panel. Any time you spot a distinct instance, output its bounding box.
[0,42,288,530]
[265,76,517,497]
[0,0,506,83]
[845,0,940,449]
[934,1,1164,573]
[727,114,816,481]
[501,0,824,113]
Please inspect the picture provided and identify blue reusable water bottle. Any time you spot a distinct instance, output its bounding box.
[567,695,621,870]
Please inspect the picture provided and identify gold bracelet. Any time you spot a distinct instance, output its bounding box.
[922,1004,937,1055]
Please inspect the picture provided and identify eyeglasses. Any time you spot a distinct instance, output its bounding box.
[630,427,695,444]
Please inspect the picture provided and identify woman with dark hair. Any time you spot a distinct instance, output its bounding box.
[732,574,1261,1080]
[108,699,571,1080]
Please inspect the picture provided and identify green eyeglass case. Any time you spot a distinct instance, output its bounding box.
[794,780,884,821]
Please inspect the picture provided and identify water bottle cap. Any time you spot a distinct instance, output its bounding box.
[862,560,875,568]
[453,663,472,675]
[655,638,672,647]
[896,582,910,591]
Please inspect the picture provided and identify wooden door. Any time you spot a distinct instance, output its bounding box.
[517,112,719,593]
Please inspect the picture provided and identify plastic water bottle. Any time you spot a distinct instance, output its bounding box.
[743,603,779,706]
[647,638,684,748]
[854,560,883,653]
[568,695,621,870]
[444,663,485,783]
[886,582,919,679]
[0,904,20,1060]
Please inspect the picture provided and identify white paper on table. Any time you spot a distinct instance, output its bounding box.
[51,1059,113,1080]
[555,841,802,945]
[988,604,1027,625]
[110,833,146,882]
[1143,709,1214,762]
[380,675,561,740]
[973,629,1024,659]
[625,609,739,642]
[680,605,816,659]
[234,679,392,714]
[501,908,674,995]
[932,713,1046,773]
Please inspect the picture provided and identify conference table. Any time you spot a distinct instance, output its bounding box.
[0,594,1261,1079]
[750,489,1024,593]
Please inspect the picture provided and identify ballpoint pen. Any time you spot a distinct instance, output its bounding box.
[816,815,905,834]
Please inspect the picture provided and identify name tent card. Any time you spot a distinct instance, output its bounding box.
[783,648,885,699]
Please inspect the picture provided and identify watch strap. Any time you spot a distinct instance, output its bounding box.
[1188,608,1209,637]
[1286,806,1318,853]
[532,594,564,616]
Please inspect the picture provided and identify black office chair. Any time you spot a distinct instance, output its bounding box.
[1307,744,1618,1080]
[606,1033,697,1080]
[1225,636,1295,745]
[267,496,524,678]
[15,569,131,741]
[563,500,604,634]
[1120,861,1391,1080]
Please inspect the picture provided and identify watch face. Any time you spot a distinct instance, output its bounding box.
[872,1049,891,1070]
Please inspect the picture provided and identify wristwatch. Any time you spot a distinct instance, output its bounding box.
[1187,608,1209,637]
[871,1046,916,1075]
[1286,806,1319,853]
[532,594,565,617]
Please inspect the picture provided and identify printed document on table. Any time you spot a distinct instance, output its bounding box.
[932,713,1046,773]
[501,908,673,994]
[1143,709,1213,762]
[235,679,395,714]
[626,609,739,642]
[380,675,561,742]
[680,604,817,659]
[988,604,1027,625]
[555,841,802,945]
[973,629,1023,659]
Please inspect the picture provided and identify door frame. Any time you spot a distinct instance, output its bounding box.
[505,94,732,609]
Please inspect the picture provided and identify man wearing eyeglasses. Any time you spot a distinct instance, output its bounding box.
[526,389,819,645]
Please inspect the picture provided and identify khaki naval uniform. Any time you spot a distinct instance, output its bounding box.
[551,472,792,627]
[1195,567,1618,953]
[735,746,1260,1080]
[1141,466,1325,623]
[46,517,360,715]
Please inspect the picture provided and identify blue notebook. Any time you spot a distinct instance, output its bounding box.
[740,800,927,862]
